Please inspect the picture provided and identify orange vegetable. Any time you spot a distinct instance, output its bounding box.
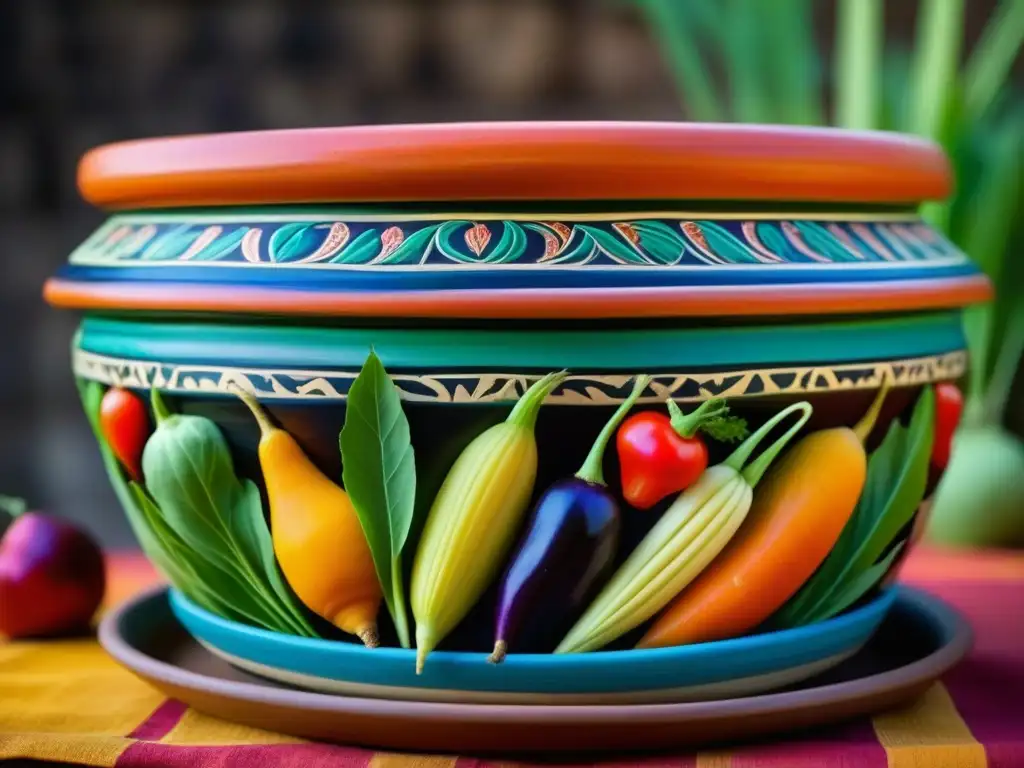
[637,379,890,649]
[234,388,382,647]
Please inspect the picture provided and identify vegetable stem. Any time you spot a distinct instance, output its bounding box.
[506,371,568,431]
[230,385,276,436]
[740,403,815,488]
[852,373,892,443]
[151,389,172,424]
[667,398,728,439]
[391,555,411,649]
[576,375,652,485]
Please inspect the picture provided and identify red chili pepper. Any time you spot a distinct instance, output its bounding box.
[616,398,748,510]
[99,387,151,482]
[931,382,963,470]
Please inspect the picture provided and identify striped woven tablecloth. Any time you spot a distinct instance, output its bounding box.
[1,547,1022,768]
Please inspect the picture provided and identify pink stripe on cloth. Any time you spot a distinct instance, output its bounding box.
[727,718,886,768]
[116,741,375,768]
[128,699,188,741]
[916,580,1024,768]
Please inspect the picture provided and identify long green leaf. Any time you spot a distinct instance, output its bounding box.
[722,0,769,122]
[962,0,1024,121]
[638,0,723,121]
[767,0,822,124]
[229,480,316,633]
[805,544,905,624]
[777,389,935,626]
[340,350,417,648]
[836,0,883,129]
[908,0,965,139]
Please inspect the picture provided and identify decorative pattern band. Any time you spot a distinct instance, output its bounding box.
[73,349,967,405]
[71,214,967,269]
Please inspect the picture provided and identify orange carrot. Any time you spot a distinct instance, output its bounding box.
[636,379,890,649]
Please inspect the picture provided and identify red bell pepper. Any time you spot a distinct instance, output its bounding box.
[616,398,747,510]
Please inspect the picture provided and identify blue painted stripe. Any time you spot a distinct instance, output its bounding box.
[57,260,981,292]
[78,313,967,370]
[169,588,894,693]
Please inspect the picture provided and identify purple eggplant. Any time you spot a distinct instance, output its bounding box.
[489,375,651,662]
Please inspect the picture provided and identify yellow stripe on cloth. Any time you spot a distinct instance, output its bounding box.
[696,751,733,767]
[368,753,457,768]
[161,707,307,745]
[0,638,164,766]
[873,683,986,768]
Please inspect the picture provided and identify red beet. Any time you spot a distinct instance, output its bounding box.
[0,512,106,639]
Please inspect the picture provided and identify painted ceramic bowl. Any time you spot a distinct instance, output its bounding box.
[46,123,988,699]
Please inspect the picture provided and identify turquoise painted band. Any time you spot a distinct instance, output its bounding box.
[78,313,966,370]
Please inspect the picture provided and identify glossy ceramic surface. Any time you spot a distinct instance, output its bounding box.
[77,123,951,208]
[45,206,989,320]
[100,585,972,754]
[169,586,896,704]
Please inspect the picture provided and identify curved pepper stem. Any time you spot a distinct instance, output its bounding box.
[852,371,892,444]
[506,370,569,431]
[150,389,173,425]
[576,374,653,486]
[722,401,814,488]
[666,397,729,438]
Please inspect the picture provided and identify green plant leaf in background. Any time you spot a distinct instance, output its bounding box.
[340,350,417,649]
[636,0,723,121]
[909,0,965,141]
[836,0,883,129]
[776,388,935,627]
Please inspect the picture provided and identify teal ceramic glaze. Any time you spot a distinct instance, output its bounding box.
[169,586,898,704]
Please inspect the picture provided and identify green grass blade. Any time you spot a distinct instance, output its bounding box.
[908,0,965,139]
[963,0,1024,120]
[638,0,723,122]
[758,0,823,124]
[836,0,884,129]
[721,0,769,122]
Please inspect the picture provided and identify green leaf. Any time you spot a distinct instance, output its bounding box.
[190,227,247,261]
[698,221,762,264]
[330,228,381,265]
[340,350,417,648]
[141,397,316,636]
[380,224,442,265]
[632,221,689,265]
[962,0,1024,121]
[908,0,965,140]
[129,482,253,624]
[804,543,905,624]
[776,388,935,627]
[722,0,770,122]
[638,0,724,121]
[577,225,650,265]
[139,224,199,261]
[269,223,318,263]
[229,480,316,633]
